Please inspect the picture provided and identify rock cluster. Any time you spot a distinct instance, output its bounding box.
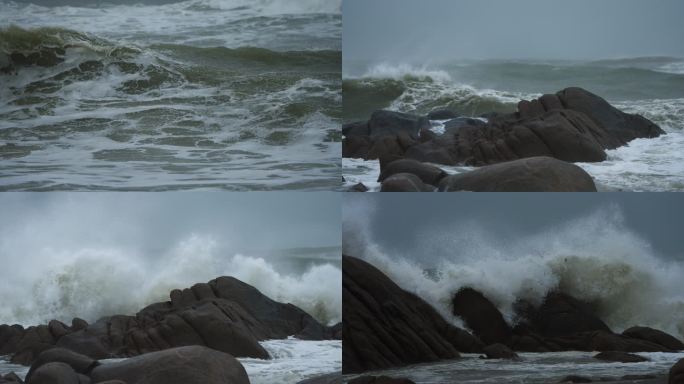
[344,87,664,192]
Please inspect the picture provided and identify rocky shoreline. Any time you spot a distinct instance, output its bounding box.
[0,276,342,384]
[342,255,684,383]
[343,87,664,192]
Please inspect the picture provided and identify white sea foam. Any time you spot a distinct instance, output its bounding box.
[239,338,341,384]
[360,63,453,83]
[345,351,684,384]
[0,243,341,326]
[343,200,684,338]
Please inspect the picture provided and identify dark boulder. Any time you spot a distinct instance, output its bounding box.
[343,121,370,137]
[0,324,25,355]
[348,183,369,192]
[623,326,684,351]
[380,173,434,192]
[7,276,336,365]
[343,255,483,374]
[26,348,99,383]
[366,134,414,162]
[443,117,487,133]
[367,110,429,138]
[427,109,459,120]
[482,343,519,359]
[342,135,372,159]
[671,358,684,384]
[438,157,597,192]
[594,351,649,363]
[26,362,80,384]
[452,288,512,345]
[10,325,56,365]
[89,346,249,384]
[378,159,447,186]
[555,87,664,147]
[530,292,611,338]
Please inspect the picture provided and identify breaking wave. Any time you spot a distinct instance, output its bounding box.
[0,234,341,327]
[343,199,684,339]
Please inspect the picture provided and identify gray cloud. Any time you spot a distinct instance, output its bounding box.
[343,0,684,63]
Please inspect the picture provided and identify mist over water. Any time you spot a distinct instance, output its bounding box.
[0,194,342,327]
[343,196,684,339]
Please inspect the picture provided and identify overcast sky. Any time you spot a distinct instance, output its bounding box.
[0,193,340,261]
[344,0,684,62]
[344,193,684,262]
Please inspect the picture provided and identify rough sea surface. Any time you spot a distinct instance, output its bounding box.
[342,351,684,384]
[343,57,684,191]
[0,0,342,190]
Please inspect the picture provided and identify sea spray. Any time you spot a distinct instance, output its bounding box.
[343,199,684,338]
[0,238,341,327]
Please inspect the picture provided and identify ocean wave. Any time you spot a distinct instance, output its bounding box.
[342,75,525,122]
[0,234,341,327]
[1,0,341,14]
[152,44,340,69]
[343,201,684,339]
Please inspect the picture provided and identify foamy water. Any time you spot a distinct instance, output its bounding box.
[343,351,684,384]
[0,0,342,191]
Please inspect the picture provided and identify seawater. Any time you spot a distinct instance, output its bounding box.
[0,0,342,191]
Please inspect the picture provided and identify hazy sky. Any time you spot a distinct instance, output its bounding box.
[344,0,684,62]
[344,193,684,262]
[0,193,341,260]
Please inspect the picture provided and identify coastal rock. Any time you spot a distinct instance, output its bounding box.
[26,362,80,384]
[342,135,372,159]
[593,351,649,363]
[348,377,416,384]
[671,358,684,384]
[343,121,370,137]
[380,173,435,192]
[622,326,684,351]
[427,109,459,120]
[482,343,519,359]
[0,325,25,355]
[378,159,447,186]
[4,276,336,365]
[554,87,664,146]
[366,110,429,138]
[442,117,487,133]
[366,133,416,163]
[26,348,99,383]
[343,255,483,374]
[343,88,664,170]
[530,292,611,338]
[10,325,56,365]
[452,288,512,345]
[438,157,597,192]
[89,346,249,384]
[348,183,369,192]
